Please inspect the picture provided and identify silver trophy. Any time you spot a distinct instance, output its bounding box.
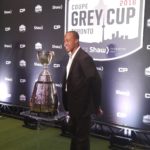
[29,50,58,115]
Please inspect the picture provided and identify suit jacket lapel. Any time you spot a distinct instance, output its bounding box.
[67,49,81,80]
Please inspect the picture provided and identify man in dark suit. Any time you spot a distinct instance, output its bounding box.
[62,31,103,150]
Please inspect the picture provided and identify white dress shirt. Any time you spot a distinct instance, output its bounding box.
[66,46,80,79]
[65,46,80,91]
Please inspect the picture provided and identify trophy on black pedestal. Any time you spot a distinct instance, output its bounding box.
[29,50,58,116]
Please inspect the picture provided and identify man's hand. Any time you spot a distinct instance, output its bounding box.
[96,107,103,116]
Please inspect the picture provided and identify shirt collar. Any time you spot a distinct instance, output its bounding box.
[68,46,80,59]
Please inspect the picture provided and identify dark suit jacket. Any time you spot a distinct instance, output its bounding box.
[62,48,101,118]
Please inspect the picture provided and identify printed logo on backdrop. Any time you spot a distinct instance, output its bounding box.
[52,5,63,10]
[65,0,145,61]
[5,27,11,32]
[35,42,43,50]
[19,94,26,101]
[5,77,13,82]
[19,25,26,32]
[19,60,27,67]
[35,5,42,13]
[145,66,150,77]
[4,10,12,15]
[19,8,26,14]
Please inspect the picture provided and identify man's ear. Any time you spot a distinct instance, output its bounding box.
[75,39,79,44]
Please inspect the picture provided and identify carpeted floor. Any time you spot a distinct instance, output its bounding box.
[0,116,109,150]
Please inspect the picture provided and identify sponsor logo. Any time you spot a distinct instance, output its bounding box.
[145,93,150,99]
[4,10,12,14]
[19,60,26,67]
[143,115,150,124]
[19,8,26,13]
[117,112,127,118]
[35,5,42,13]
[145,66,150,77]
[0,93,11,99]
[4,77,13,82]
[5,61,12,65]
[89,46,109,54]
[118,67,128,72]
[0,83,11,100]
[55,83,62,88]
[5,27,11,32]
[65,0,145,61]
[19,94,26,101]
[6,94,12,98]
[96,66,104,71]
[20,79,26,83]
[34,62,42,67]
[35,42,42,50]
[52,44,62,49]
[52,5,63,10]
[53,25,61,30]
[20,44,26,48]
[53,64,61,68]
[147,19,150,27]
[4,44,12,48]
[116,90,130,96]
[34,25,43,30]
[19,24,26,32]
[147,45,150,50]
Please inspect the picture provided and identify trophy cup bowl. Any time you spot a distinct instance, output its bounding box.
[37,50,54,66]
[37,50,54,80]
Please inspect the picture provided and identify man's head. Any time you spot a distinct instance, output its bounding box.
[64,31,79,54]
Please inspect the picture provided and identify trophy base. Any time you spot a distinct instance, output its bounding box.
[30,104,57,113]
[30,80,58,115]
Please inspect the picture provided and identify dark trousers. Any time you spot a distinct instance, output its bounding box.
[69,115,91,150]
